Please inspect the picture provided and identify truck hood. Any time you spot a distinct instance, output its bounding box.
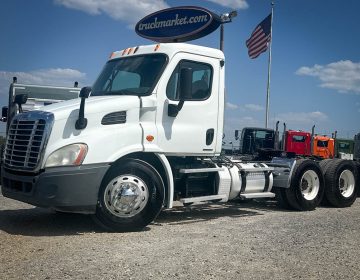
[39,95,140,121]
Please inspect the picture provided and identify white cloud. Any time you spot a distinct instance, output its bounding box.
[0,68,87,97]
[54,0,249,25]
[226,102,238,109]
[226,102,264,111]
[205,0,248,9]
[238,116,259,124]
[54,0,169,24]
[244,103,263,111]
[296,60,360,94]
[276,111,328,125]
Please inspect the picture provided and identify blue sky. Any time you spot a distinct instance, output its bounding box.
[1,0,359,143]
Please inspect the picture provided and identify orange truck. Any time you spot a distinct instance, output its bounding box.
[312,135,335,159]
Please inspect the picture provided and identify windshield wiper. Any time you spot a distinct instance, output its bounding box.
[92,89,137,96]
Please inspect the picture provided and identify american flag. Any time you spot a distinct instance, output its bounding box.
[246,14,272,59]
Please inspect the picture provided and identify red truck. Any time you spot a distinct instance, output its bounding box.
[283,130,312,156]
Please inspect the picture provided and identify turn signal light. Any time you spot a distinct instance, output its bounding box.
[146,135,154,142]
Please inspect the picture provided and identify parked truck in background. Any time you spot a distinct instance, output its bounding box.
[2,78,80,127]
[236,127,276,155]
[283,130,312,156]
[312,135,335,159]
[354,133,360,194]
[355,133,360,161]
[331,131,355,160]
[237,124,337,159]
[334,138,354,160]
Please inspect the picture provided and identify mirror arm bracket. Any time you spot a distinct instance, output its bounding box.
[168,101,184,117]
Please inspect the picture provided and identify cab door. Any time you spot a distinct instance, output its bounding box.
[155,53,220,155]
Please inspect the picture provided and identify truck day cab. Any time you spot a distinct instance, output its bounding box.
[1,7,359,231]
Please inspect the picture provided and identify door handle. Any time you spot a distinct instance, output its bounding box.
[206,129,214,145]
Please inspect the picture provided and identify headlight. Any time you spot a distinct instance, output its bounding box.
[45,143,88,168]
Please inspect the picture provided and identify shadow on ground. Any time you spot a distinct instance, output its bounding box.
[0,198,286,236]
[0,207,99,236]
[154,202,263,226]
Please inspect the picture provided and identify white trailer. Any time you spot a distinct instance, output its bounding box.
[1,43,358,231]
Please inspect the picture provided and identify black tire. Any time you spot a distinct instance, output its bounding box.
[319,159,337,174]
[319,159,339,205]
[273,187,293,210]
[94,159,164,232]
[0,143,4,177]
[284,159,325,211]
[356,162,360,197]
[323,159,358,207]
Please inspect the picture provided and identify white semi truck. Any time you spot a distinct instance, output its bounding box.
[1,43,358,231]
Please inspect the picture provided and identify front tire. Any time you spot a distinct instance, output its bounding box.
[94,159,164,232]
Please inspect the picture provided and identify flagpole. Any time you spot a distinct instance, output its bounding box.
[265,2,274,128]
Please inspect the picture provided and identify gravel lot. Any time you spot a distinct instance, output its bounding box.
[1,188,359,280]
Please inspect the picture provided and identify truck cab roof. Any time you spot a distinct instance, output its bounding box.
[109,43,225,61]
[286,130,311,137]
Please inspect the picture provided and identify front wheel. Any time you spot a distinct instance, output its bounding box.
[94,159,164,232]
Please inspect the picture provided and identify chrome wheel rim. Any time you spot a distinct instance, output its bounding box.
[104,174,149,217]
[300,170,320,201]
[338,170,355,198]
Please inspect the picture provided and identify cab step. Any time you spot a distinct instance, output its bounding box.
[179,167,224,174]
[239,192,275,199]
[180,194,227,204]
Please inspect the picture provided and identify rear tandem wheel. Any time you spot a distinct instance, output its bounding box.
[279,159,325,211]
[323,159,358,207]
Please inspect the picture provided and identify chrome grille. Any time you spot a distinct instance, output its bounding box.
[4,111,54,171]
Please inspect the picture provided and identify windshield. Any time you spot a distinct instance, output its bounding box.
[317,140,328,147]
[91,54,167,96]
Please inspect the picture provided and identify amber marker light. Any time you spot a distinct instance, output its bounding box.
[146,135,154,142]
[154,44,160,51]
[73,145,88,165]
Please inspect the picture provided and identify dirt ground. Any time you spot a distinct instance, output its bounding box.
[1,190,359,280]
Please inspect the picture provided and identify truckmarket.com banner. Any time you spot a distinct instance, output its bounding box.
[137,14,209,31]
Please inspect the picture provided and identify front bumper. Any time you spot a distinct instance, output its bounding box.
[1,163,110,214]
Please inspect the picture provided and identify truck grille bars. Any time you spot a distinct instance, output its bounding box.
[4,111,54,171]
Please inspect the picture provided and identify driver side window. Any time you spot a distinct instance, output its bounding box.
[166,60,212,100]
